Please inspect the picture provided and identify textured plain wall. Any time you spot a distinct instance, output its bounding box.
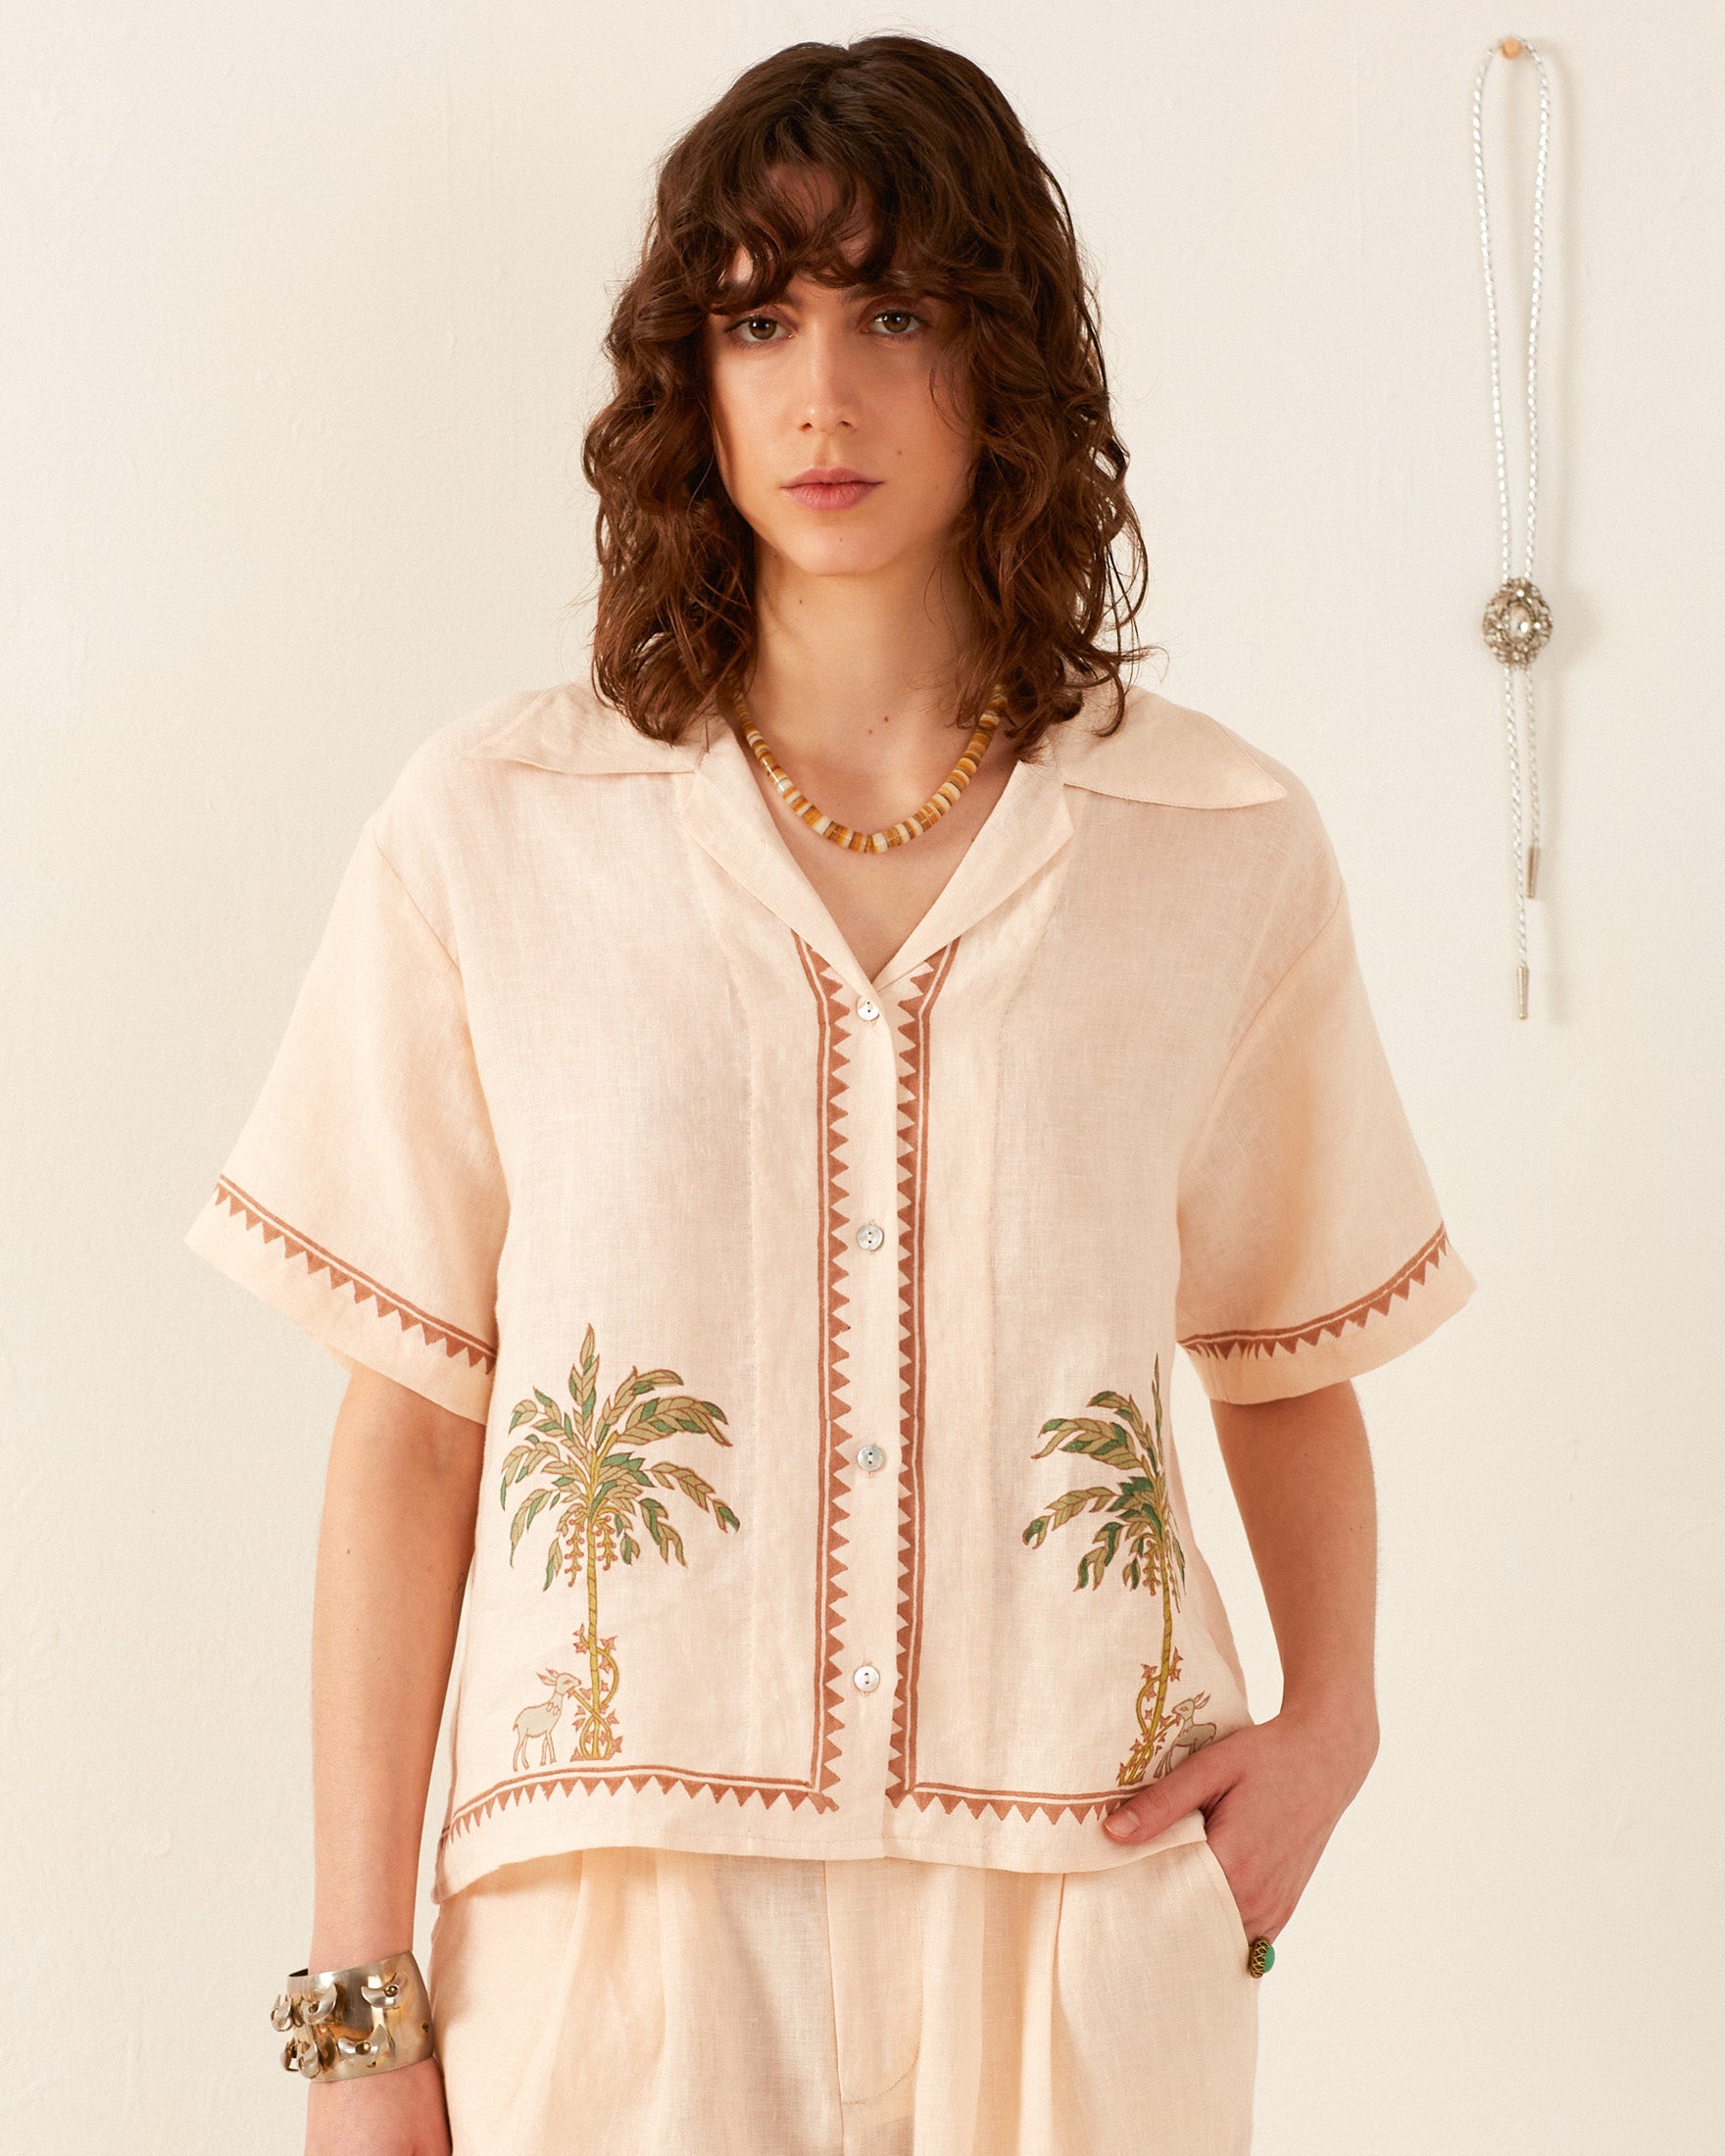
[3,4,1719,2149]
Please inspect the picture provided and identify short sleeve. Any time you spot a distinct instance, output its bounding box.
[183,816,508,1423]
[1174,882,1477,1404]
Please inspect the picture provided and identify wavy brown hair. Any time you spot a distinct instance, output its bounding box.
[580,32,1158,755]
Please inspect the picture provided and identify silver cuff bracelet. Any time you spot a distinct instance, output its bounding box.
[271,1949,435,2081]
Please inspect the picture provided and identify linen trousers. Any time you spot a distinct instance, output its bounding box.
[427,1835,1258,2156]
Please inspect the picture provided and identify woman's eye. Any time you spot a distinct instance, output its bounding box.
[721,307,927,344]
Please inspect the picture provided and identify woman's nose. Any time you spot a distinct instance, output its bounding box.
[792,320,861,433]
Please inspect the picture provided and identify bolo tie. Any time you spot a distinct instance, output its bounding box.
[1471,34,1554,1020]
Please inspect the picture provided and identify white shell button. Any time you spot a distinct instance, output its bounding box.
[853,1663,882,1693]
[855,1221,885,1251]
[856,1444,887,1474]
[857,997,882,1022]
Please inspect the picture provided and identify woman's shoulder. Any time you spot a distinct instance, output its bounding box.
[373,677,702,854]
[400,678,702,792]
[353,676,685,940]
[1044,682,1344,955]
[1044,679,1332,827]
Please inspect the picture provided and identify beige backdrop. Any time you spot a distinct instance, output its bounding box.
[4,3,1719,2150]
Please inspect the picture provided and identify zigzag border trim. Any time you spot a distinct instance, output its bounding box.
[440,935,857,1850]
[880,942,1153,1827]
[443,1765,831,1843]
[797,939,856,1803]
[208,1176,495,1371]
[1179,1221,1454,1363]
[440,934,1207,1846]
[897,1782,1144,1824]
[888,943,955,1806]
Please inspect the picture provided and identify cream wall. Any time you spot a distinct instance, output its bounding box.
[4,4,1719,2149]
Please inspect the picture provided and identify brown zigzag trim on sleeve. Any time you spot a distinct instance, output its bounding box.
[209,1176,496,1372]
[1178,1221,1454,1364]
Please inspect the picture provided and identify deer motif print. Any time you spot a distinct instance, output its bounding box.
[501,1325,741,1764]
[1146,1690,1218,1780]
[1021,1355,1220,1788]
[512,1669,582,1771]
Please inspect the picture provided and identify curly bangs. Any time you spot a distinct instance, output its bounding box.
[579,32,1157,752]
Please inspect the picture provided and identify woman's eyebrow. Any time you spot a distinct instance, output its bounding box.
[708,276,930,317]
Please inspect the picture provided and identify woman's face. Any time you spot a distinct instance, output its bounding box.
[701,236,976,588]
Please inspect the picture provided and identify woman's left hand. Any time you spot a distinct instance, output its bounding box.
[1100,1702,1380,1949]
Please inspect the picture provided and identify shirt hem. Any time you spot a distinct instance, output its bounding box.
[430,1799,1209,1901]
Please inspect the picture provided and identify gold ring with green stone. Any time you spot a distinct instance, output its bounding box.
[1247,1936,1276,1978]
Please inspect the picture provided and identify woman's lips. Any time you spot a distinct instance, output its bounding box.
[782,477,882,512]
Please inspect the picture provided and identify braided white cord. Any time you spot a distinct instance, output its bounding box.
[1472,53,1514,590]
[1523,664,1542,896]
[1500,667,1529,993]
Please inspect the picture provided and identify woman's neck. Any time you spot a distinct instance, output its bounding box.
[740,544,988,797]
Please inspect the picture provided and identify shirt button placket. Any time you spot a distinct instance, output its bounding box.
[840,981,900,1804]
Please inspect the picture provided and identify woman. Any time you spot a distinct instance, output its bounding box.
[187,33,1476,2156]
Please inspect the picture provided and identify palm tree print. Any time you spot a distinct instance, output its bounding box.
[1021,1355,1216,1788]
[500,1324,740,1762]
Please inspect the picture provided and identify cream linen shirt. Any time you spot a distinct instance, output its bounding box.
[184,674,1477,1902]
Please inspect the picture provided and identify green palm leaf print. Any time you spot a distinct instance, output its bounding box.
[1022,1357,1216,1787]
[500,1325,740,1761]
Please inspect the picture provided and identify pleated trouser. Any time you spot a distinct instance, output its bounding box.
[428,1836,1258,2156]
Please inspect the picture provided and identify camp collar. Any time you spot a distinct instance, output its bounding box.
[468,679,1289,810]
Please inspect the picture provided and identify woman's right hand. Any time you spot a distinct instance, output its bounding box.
[304,2055,452,2154]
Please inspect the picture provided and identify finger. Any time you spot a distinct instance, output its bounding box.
[1101,1757,1218,1843]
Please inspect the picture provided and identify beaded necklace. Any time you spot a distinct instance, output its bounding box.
[731,687,1006,853]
